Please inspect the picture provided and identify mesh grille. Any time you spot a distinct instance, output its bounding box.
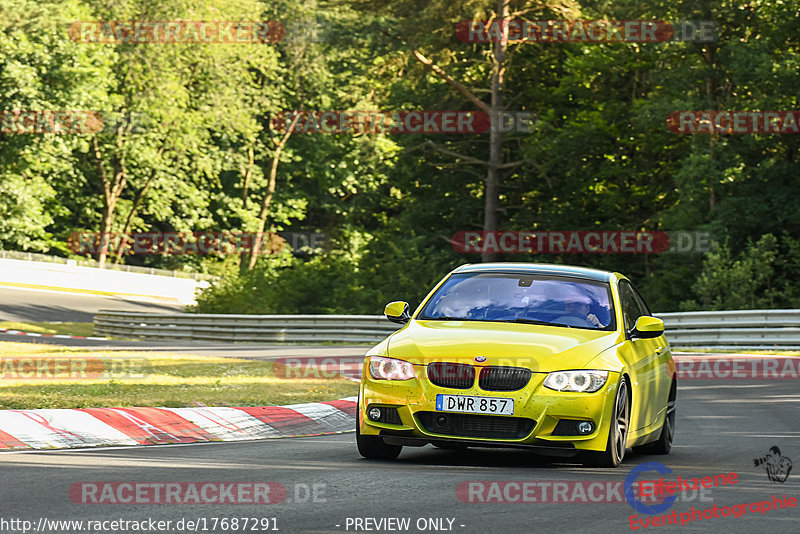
[552,419,582,436]
[551,419,594,436]
[479,366,532,391]
[370,406,402,425]
[417,412,535,439]
[427,362,475,389]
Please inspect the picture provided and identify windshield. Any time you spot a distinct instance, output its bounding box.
[417,272,615,331]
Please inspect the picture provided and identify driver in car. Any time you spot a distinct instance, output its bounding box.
[563,299,604,328]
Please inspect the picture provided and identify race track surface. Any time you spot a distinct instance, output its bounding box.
[0,286,185,323]
[0,379,797,533]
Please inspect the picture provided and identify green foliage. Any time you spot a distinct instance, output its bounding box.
[686,234,800,311]
[0,174,55,249]
[194,229,459,314]
[1,0,799,313]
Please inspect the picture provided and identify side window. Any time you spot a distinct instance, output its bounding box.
[630,284,652,317]
[618,281,642,332]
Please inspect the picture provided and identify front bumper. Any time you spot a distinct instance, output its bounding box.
[359,363,620,453]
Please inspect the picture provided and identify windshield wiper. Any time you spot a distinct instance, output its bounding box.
[421,315,472,321]
[511,318,572,328]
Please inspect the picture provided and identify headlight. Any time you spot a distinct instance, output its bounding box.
[543,370,608,392]
[369,356,416,380]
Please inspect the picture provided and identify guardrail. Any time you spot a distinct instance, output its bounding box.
[657,310,800,349]
[94,311,399,343]
[94,309,800,348]
[0,250,216,281]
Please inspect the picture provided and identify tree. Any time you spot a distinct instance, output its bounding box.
[75,0,279,267]
[347,0,580,261]
[0,0,113,252]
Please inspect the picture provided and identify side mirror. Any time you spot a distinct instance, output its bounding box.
[384,301,410,325]
[632,316,665,339]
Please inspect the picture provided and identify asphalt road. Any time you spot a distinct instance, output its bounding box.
[0,286,185,323]
[1,285,797,531]
[0,332,368,360]
[0,285,370,360]
[0,379,797,534]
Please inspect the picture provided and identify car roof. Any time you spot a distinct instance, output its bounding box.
[452,262,615,282]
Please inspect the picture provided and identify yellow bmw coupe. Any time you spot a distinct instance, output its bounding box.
[357,263,676,467]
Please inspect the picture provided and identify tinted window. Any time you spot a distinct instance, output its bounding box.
[418,273,615,331]
[630,284,652,316]
[619,280,646,332]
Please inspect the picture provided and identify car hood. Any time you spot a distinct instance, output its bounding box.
[386,319,621,373]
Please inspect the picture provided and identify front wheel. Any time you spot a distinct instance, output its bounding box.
[582,376,629,468]
[641,380,676,455]
[356,409,402,460]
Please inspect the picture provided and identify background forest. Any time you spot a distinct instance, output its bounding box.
[1,0,798,314]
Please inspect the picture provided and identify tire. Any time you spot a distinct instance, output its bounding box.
[643,380,676,455]
[356,406,402,460]
[582,376,630,468]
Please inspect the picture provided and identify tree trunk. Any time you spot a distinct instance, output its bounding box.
[98,204,114,269]
[113,162,160,266]
[239,144,256,269]
[247,116,299,271]
[241,144,255,207]
[703,45,718,213]
[482,0,509,262]
[111,178,152,266]
[93,137,126,268]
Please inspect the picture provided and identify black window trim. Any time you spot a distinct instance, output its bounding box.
[618,279,654,339]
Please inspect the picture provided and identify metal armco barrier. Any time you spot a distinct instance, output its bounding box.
[94,311,399,343]
[656,310,800,349]
[94,309,800,348]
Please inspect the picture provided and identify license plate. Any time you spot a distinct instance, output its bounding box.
[435,394,514,415]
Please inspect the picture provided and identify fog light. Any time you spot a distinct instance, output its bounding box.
[368,407,382,421]
[577,421,594,434]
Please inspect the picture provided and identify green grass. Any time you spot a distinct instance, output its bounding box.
[0,321,95,337]
[0,322,377,346]
[0,342,358,409]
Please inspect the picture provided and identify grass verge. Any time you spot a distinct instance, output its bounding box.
[0,321,95,337]
[0,342,358,409]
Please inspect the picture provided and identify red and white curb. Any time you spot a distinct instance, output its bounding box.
[0,328,108,341]
[0,397,356,451]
